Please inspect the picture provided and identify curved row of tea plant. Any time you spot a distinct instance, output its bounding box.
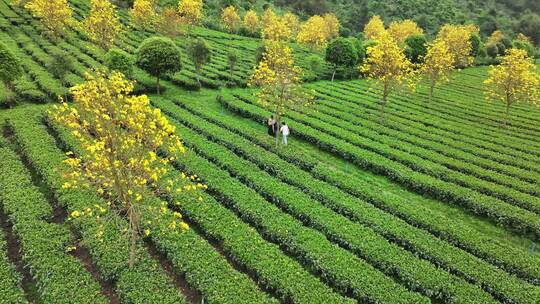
[171,95,540,285]
[219,93,540,239]
[154,96,540,302]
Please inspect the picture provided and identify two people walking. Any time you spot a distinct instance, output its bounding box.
[267,115,290,145]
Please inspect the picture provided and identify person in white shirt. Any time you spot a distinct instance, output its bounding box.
[280,122,290,145]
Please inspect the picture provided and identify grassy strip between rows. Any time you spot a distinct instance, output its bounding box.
[45,111,351,304]
[155,97,540,302]
[174,95,540,285]
[9,107,277,304]
[0,134,108,303]
[220,93,540,240]
[0,188,28,304]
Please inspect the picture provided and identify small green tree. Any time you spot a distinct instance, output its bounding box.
[187,37,211,87]
[404,34,428,64]
[306,55,325,79]
[226,50,238,80]
[0,42,23,92]
[513,40,535,57]
[105,48,133,78]
[469,33,482,57]
[325,37,358,81]
[48,50,74,100]
[135,37,182,95]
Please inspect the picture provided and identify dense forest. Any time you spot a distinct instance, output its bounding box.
[186,0,540,45]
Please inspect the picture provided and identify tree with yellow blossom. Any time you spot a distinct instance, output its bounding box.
[243,9,260,35]
[487,30,505,45]
[361,31,416,122]
[363,15,386,40]
[323,13,340,40]
[484,48,540,127]
[420,39,455,101]
[155,6,187,38]
[248,41,314,146]
[437,24,479,68]
[221,5,241,33]
[84,0,122,50]
[297,15,328,49]
[282,12,300,37]
[261,9,291,42]
[24,0,73,38]
[387,19,423,44]
[51,71,193,267]
[178,0,203,28]
[130,0,158,30]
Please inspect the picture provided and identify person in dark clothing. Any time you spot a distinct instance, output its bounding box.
[267,115,276,136]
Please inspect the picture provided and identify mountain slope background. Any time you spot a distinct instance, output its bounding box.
[190,0,540,45]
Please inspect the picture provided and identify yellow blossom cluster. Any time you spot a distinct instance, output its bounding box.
[50,70,196,266]
[387,19,423,44]
[129,0,158,30]
[484,48,539,121]
[297,15,328,49]
[363,15,386,40]
[261,8,292,42]
[436,24,479,68]
[221,5,241,33]
[487,30,505,45]
[178,0,203,27]
[24,0,73,38]
[323,13,340,40]
[282,12,300,37]
[243,9,260,35]
[155,6,187,38]
[83,0,122,50]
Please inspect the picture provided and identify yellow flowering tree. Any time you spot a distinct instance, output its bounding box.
[155,6,187,38]
[84,0,122,50]
[516,33,531,43]
[297,15,328,49]
[361,31,416,122]
[364,15,386,40]
[221,5,241,33]
[282,12,300,37]
[261,10,291,42]
[129,0,158,30]
[51,71,194,268]
[387,19,423,44]
[487,30,505,45]
[421,39,455,101]
[24,0,73,38]
[437,24,479,68]
[484,48,540,126]
[178,0,203,28]
[243,9,260,35]
[248,41,314,145]
[323,13,340,40]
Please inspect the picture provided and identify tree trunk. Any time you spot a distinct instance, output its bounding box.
[331,70,336,82]
[275,115,280,147]
[429,82,434,102]
[504,101,511,129]
[379,99,386,123]
[128,204,139,269]
[156,76,161,95]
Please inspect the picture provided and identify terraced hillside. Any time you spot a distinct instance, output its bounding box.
[1,0,540,304]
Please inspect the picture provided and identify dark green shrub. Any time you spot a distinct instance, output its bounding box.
[135,37,182,94]
[486,43,499,58]
[105,48,133,78]
[0,42,23,91]
[325,37,358,81]
[469,33,482,57]
[405,34,428,64]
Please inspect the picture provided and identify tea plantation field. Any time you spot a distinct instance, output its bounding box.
[1,0,540,303]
